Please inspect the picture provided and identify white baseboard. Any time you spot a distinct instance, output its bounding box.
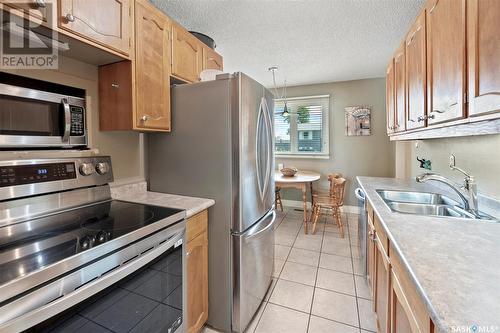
[281,199,359,214]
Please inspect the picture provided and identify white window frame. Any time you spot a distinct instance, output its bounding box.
[274,95,330,159]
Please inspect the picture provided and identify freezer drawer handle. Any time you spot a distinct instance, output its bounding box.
[244,211,275,241]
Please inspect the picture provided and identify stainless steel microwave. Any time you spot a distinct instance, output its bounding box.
[0,73,87,149]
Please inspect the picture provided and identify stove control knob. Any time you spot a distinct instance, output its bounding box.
[95,162,110,175]
[79,163,94,176]
[96,231,107,243]
[80,236,92,250]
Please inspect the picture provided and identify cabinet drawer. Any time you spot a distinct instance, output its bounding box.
[187,210,208,242]
[390,245,432,333]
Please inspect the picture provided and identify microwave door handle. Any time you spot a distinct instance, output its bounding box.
[62,98,71,143]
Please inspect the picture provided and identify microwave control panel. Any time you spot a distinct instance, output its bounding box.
[70,106,85,136]
[0,162,77,187]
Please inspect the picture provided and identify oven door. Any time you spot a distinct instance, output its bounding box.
[0,222,186,333]
[0,83,86,148]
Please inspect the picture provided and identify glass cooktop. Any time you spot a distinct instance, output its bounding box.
[0,200,183,286]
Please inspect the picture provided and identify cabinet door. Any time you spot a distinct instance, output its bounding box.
[406,11,427,130]
[172,24,202,83]
[187,230,209,333]
[58,0,132,56]
[366,215,376,299]
[391,271,420,333]
[203,47,223,71]
[375,234,390,333]
[1,0,51,23]
[394,43,406,133]
[135,0,171,131]
[426,0,466,124]
[467,0,500,117]
[386,59,396,134]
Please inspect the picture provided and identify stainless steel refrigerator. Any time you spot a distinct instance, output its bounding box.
[148,72,275,333]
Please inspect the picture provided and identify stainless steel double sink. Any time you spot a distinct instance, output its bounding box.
[376,190,495,220]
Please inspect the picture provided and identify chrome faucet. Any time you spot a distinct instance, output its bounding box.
[415,155,478,215]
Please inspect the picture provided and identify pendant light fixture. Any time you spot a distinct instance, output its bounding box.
[268,66,289,117]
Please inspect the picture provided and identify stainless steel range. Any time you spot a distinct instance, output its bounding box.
[0,156,186,333]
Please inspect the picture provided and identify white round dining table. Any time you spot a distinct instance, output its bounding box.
[274,170,321,234]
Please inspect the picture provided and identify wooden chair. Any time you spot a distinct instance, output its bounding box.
[275,186,283,211]
[311,175,347,236]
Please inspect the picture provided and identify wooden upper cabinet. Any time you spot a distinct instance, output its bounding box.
[172,23,203,83]
[1,0,52,24]
[394,43,406,133]
[467,0,500,117]
[58,0,132,56]
[386,59,396,134]
[134,0,171,131]
[202,47,223,71]
[405,10,427,130]
[426,0,466,124]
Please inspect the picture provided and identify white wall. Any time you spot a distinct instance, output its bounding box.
[277,78,395,206]
[396,134,500,200]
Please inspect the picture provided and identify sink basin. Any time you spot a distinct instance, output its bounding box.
[386,202,465,218]
[376,189,497,221]
[376,190,458,205]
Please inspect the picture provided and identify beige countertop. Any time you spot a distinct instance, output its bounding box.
[111,181,215,218]
[357,177,500,333]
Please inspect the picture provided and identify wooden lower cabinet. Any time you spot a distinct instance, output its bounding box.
[366,202,434,333]
[366,214,376,297]
[186,210,209,333]
[374,234,390,333]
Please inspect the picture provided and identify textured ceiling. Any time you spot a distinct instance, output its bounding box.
[151,0,425,87]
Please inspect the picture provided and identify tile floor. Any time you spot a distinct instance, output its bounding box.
[204,206,377,333]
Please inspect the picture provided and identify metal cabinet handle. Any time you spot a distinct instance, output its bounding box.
[65,13,75,22]
[140,114,163,122]
[34,0,46,8]
[186,251,191,257]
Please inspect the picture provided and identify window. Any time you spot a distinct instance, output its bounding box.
[274,95,329,158]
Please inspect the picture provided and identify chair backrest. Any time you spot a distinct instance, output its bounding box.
[328,177,347,206]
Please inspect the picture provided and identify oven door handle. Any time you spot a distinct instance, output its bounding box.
[61,98,71,143]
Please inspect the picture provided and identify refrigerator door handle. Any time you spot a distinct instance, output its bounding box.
[255,98,272,201]
[243,210,275,241]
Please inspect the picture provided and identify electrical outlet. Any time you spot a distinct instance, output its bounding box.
[449,154,456,168]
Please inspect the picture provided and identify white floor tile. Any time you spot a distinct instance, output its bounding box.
[319,253,353,273]
[280,261,317,286]
[307,315,359,333]
[358,298,377,331]
[269,279,314,313]
[273,259,285,278]
[311,288,359,327]
[355,275,372,300]
[275,245,291,260]
[316,268,355,296]
[288,248,320,267]
[254,303,309,333]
